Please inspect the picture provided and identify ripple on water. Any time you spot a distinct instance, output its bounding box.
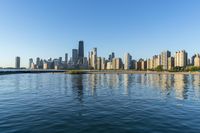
[0,73,200,133]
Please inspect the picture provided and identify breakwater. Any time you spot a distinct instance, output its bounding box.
[0,69,65,75]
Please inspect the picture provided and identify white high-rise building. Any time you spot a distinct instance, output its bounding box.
[160,51,171,70]
[97,57,101,70]
[194,54,200,67]
[175,50,188,67]
[124,53,132,70]
[106,62,112,70]
[101,57,106,70]
[89,48,97,69]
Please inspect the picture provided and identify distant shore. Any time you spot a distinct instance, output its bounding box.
[65,70,200,75]
[1,69,200,75]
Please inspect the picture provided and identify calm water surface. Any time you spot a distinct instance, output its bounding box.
[0,73,200,133]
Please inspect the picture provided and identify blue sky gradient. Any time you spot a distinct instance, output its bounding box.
[0,0,200,67]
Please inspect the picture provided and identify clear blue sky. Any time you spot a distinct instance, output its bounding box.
[0,0,200,67]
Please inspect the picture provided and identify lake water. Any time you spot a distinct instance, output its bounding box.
[0,73,200,133]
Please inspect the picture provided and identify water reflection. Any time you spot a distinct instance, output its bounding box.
[66,74,200,101]
[1,74,200,133]
[71,75,84,102]
[7,73,200,101]
[192,75,200,99]
[124,74,133,95]
[174,74,188,100]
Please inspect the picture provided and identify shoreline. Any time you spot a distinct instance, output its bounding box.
[64,70,200,75]
[0,69,200,75]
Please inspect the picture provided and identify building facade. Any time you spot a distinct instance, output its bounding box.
[175,50,188,67]
[124,53,132,70]
[29,58,33,69]
[72,49,78,65]
[160,51,171,70]
[89,48,97,69]
[15,56,20,69]
[194,54,200,67]
[78,41,84,64]
[97,57,101,70]
[168,57,174,70]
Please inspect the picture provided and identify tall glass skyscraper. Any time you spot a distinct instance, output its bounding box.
[72,49,78,64]
[15,56,20,69]
[65,53,68,63]
[78,41,84,64]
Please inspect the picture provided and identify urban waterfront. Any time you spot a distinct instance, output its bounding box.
[1,73,200,133]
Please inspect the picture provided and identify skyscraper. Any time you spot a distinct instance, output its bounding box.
[78,40,84,64]
[108,52,115,61]
[168,57,174,70]
[89,48,97,69]
[101,57,106,70]
[124,53,132,70]
[191,54,196,65]
[29,58,33,69]
[136,59,144,70]
[65,53,68,63]
[147,58,152,70]
[175,50,188,67]
[112,58,117,70]
[59,57,62,64]
[97,57,101,70]
[115,58,123,70]
[72,49,78,64]
[160,51,171,70]
[36,57,40,66]
[15,56,20,69]
[141,60,147,70]
[152,55,161,69]
[194,54,200,67]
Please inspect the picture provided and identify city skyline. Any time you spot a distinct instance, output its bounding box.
[2,43,200,68]
[1,0,200,67]
[1,39,200,69]
[5,40,200,71]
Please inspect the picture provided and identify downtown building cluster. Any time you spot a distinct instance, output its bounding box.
[14,41,200,71]
[27,41,88,70]
[87,50,200,71]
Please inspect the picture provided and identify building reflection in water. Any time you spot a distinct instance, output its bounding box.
[124,74,134,95]
[106,74,120,89]
[174,74,188,100]
[123,74,191,100]
[67,73,200,101]
[14,74,21,91]
[191,75,200,99]
[88,74,97,96]
[71,75,84,102]
[64,75,69,96]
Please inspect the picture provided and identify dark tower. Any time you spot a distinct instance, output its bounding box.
[78,41,84,64]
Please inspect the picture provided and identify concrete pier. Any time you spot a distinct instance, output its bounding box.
[0,69,65,75]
